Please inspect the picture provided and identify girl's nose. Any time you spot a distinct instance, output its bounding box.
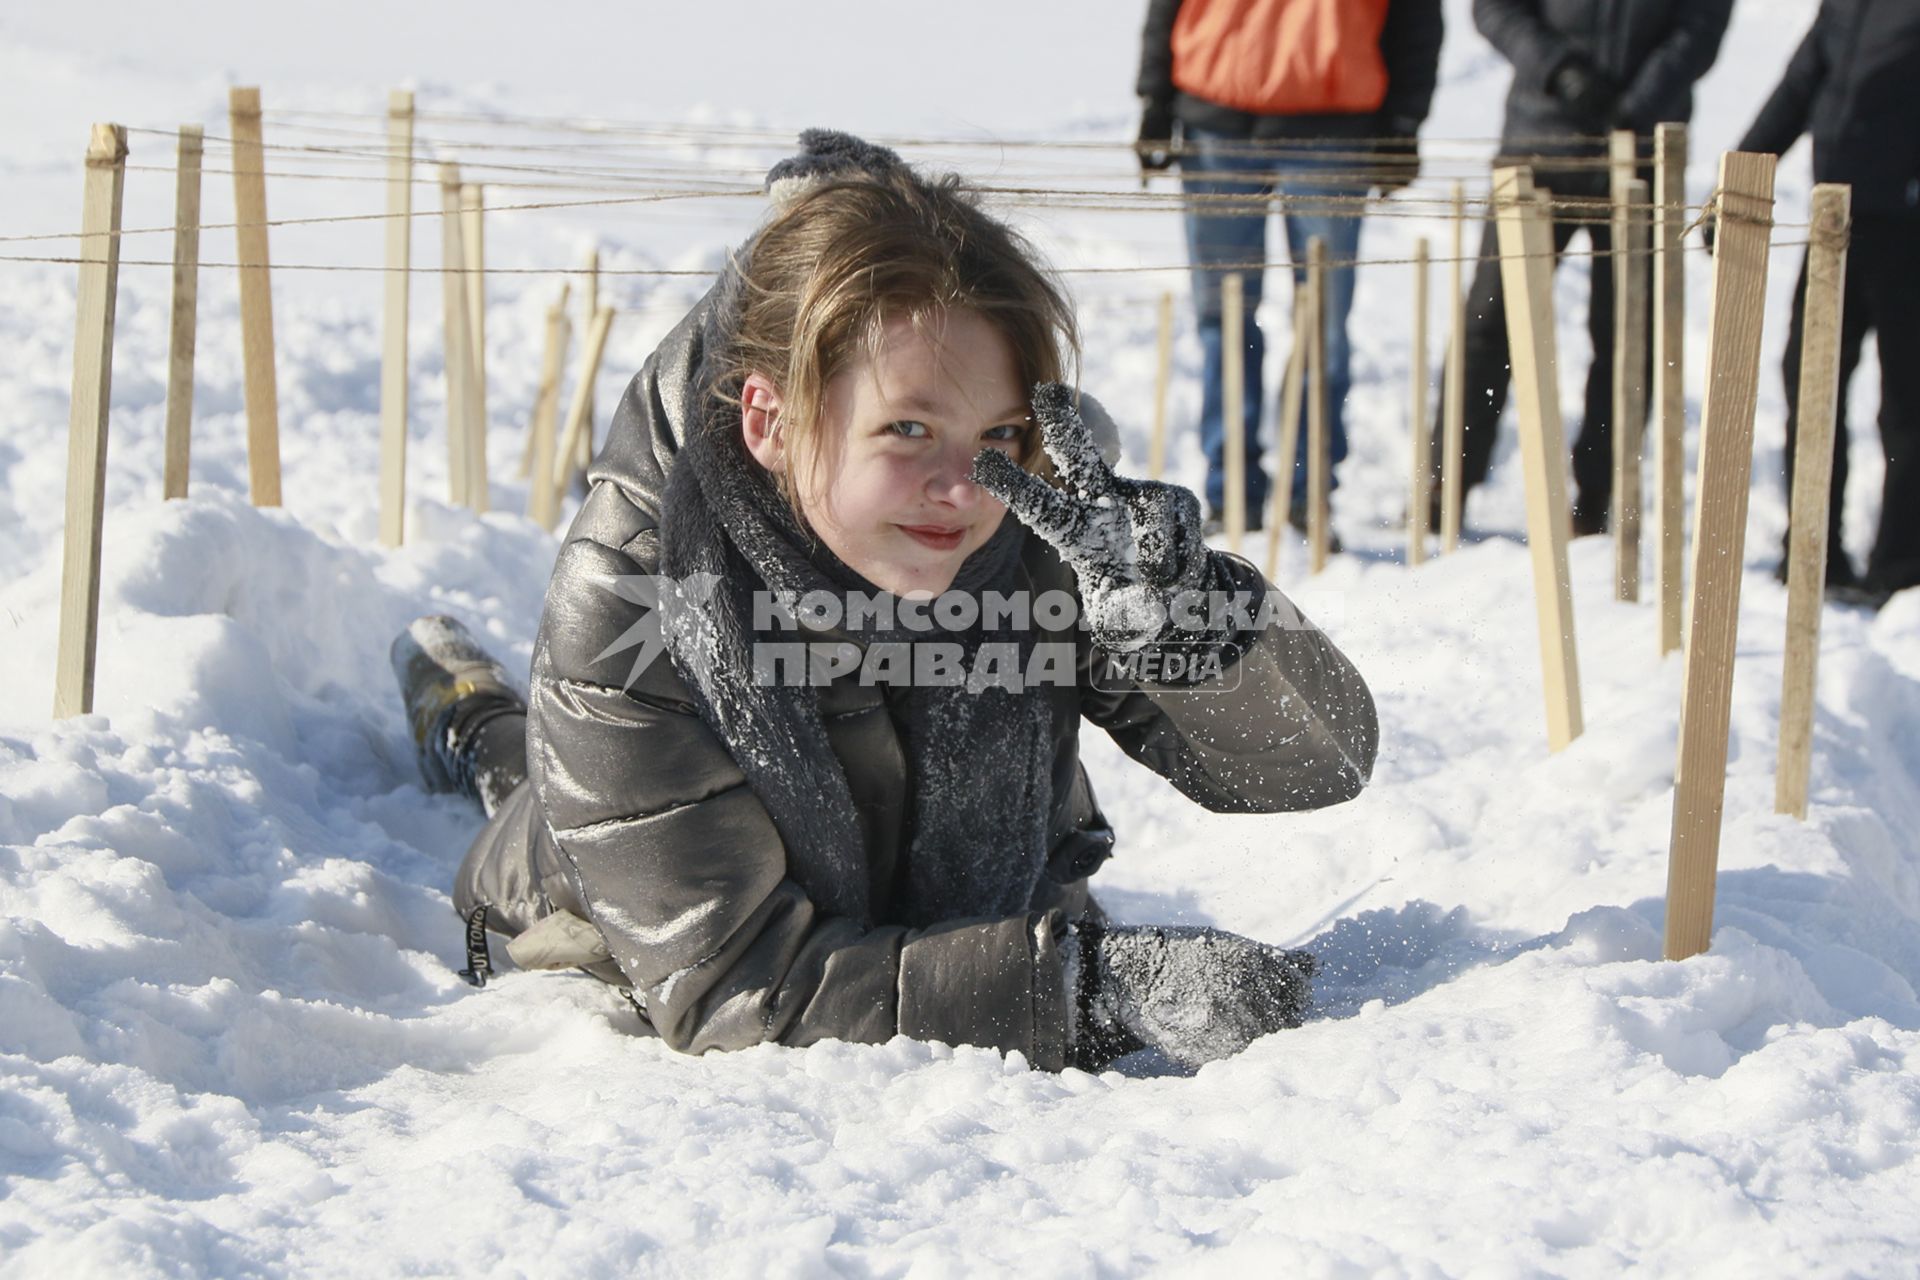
[928,445,987,509]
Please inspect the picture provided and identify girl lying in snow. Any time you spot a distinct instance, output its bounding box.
[390,132,1379,1071]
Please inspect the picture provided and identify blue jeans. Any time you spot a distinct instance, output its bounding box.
[1182,128,1366,514]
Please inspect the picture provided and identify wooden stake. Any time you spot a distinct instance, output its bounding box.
[439,166,471,508]
[1654,123,1689,654]
[162,125,202,501]
[1613,177,1651,601]
[460,184,488,511]
[578,247,600,470]
[1265,289,1307,579]
[460,183,489,514]
[552,304,616,509]
[1148,291,1173,480]
[1441,180,1467,553]
[1663,151,1777,962]
[526,286,573,530]
[1775,184,1851,821]
[1409,237,1430,567]
[55,125,128,720]
[1307,236,1331,574]
[1222,272,1246,548]
[378,90,413,548]
[1492,167,1583,751]
[228,88,281,506]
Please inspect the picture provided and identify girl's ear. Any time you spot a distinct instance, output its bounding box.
[740,372,785,473]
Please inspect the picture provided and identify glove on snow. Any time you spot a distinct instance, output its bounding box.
[1069,921,1316,1071]
[973,384,1213,653]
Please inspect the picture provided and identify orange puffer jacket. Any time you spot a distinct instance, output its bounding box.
[1171,0,1392,116]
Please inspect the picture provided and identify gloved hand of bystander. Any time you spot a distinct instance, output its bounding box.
[1549,55,1617,134]
[1136,98,1178,176]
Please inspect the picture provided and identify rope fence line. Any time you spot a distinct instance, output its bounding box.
[1,195,1759,246]
[250,106,1647,155]
[74,164,1735,216]
[110,145,1569,195]
[7,158,1806,247]
[0,235,1813,281]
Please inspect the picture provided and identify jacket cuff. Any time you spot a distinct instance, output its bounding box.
[897,912,1070,1071]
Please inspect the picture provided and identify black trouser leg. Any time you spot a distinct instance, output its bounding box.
[1858,217,1920,591]
[1781,236,1873,581]
[1433,212,1586,510]
[436,697,528,819]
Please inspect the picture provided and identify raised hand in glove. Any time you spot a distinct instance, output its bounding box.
[1549,55,1617,135]
[973,383,1212,653]
[1069,921,1316,1071]
[1136,98,1177,176]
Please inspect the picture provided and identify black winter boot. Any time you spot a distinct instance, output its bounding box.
[390,616,524,797]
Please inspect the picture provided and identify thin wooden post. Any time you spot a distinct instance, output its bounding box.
[1265,289,1307,579]
[552,305,616,509]
[526,286,573,530]
[378,90,413,547]
[1663,151,1777,962]
[1654,123,1689,654]
[461,182,488,513]
[1409,238,1431,567]
[163,125,203,501]
[1222,272,1246,548]
[1776,184,1851,821]
[1148,291,1173,480]
[228,87,281,506]
[439,165,471,508]
[577,247,600,470]
[1307,236,1331,574]
[1441,181,1467,552]
[1609,131,1633,564]
[1492,166,1583,751]
[55,125,129,720]
[1613,177,1651,601]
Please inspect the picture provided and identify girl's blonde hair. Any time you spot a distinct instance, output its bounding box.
[719,169,1077,496]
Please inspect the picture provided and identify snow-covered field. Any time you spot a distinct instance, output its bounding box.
[5,0,1919,1273]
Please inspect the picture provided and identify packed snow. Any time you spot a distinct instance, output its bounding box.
[3,0,1918,1273]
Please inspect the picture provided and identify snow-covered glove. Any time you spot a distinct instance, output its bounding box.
[1068,921,1316,1071]
[973,383,1212,653]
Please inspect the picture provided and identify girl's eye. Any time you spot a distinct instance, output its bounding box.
[885,420,930,439]
[983,423,1025,442]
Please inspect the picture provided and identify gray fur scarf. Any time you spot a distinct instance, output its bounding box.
[657,366,1055,929]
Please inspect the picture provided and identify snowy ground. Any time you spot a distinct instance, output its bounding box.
[4,0,1920,1274]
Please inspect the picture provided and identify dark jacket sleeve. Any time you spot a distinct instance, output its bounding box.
[529,521,1070,1069]
[1079,556,1379,813]
[1473,0,1573,92]
[1136,0,1185,103]
[1737,15,1828,158]
[1379,0,1446,129]
[1616,0,1735,129]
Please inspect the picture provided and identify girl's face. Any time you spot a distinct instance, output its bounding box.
[752,308,1031,597]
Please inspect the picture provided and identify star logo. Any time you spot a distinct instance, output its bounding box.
[589,572,723,691]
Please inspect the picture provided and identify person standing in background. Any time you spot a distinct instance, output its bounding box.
[1137,0,1443,541]
[1738,0,1920,604]
[1434,0,1732,536]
